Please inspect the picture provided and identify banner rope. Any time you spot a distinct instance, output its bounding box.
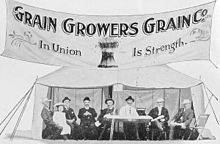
[209,59,218,69]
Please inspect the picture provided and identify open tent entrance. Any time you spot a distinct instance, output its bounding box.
[40,86,199,124]
[31,65,208,140]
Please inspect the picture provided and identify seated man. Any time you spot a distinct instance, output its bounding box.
[169,99,194,140]
[78,97,98,140]
[119,96,140,140]
[148,98,169,140]
[41,98,63,139]
[97,98,118,140]
[62,96,81,139]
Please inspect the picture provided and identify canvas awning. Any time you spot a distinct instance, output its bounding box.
[37,65,202,89]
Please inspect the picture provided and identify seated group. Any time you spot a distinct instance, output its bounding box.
[41,96,197,140]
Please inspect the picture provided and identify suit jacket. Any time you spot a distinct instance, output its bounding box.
[63,107,77,122]
[172,108,194,127]
[148,107,169,122]
[78,107,97,125]
[41,106,56,126]
[97,107,118,123]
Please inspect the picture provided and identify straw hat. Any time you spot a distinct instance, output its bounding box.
[182,99,191,104]
[54,102,65,107]
[156,98,164,103]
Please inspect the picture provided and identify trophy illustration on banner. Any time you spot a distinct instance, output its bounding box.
[97,37,119,68]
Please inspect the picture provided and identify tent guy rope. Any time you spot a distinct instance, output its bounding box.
[0,77,38,136]
[202,83,219,124]
[10,77,38,140]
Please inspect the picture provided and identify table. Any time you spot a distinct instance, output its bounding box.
[106,115,152,140]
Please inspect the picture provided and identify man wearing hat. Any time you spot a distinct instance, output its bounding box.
[119,96,140,140]
[78,97,98,140]
[62,96,79,139]
[41,98,63,139]
[97,98,118,140]
[148,97,169,140]
[169,99,194,140]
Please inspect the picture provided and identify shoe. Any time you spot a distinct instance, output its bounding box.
[63,135,68,140]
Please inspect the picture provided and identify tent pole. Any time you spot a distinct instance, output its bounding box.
[10,78,38,140]
[203,83,219,124]
[101,88,103,110]
[151,90,153,109]
[163,89,166,107]
[178,89,181,109]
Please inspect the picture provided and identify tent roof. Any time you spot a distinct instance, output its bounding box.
[37,65,202,89]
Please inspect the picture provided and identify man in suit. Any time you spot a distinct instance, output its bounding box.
[148,98,169,140]
[62,96,81,139]
[169,99,194,140]
[41,98,63,139]
[119,96,140,140]
[78,97,98,140]
[97,98,118,140]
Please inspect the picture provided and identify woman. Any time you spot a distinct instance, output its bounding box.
[53,103,71,140]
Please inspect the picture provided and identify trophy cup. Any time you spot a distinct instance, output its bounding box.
[97,38,119,68]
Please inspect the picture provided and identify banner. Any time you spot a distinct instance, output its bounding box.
[2,0,215,69]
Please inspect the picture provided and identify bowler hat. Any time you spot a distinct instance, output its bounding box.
[62,96,71,102]
[105,98,115,104]
[83,97,91,101]
[125,96,134,102]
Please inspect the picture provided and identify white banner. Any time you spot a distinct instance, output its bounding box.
[2,0,215,69]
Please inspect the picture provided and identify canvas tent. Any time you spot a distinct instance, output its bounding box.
[31,64,205,139]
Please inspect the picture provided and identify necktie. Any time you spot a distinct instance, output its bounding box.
[129,107,131,115]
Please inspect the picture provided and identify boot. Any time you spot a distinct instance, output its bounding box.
[63,135,68,140]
